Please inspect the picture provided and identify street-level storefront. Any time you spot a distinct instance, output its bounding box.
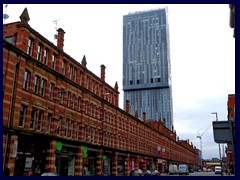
[55,144,77,176]
[14,134,49,176]
[82,147,98,176]
[117,154,126,176]
[102,150,113,176]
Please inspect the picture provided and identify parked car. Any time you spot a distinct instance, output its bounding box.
[151,169,161,176]
[41,173,58,176]
[130,169,144,176]
[143,170,152,176]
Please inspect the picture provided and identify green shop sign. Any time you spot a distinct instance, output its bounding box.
[56,142,62,151]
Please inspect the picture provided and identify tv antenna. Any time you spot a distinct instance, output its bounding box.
[3,4,9,25]
[53,19,60,40]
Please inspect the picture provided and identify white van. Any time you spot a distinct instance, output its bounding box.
[178,164,189,175]
[214,166,222,174]
[169,164,178,175]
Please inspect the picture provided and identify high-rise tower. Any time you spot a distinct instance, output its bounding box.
[123,7,173,129]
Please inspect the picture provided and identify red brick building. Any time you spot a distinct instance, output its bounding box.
[3,8,198,176]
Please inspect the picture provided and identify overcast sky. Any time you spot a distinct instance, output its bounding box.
[3,4,235,159]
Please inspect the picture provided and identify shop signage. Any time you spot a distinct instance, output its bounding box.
[82,153,88,158]
[56,142,62,151]
[102,155,107,160]
[162,148,166,156]
[157,146,161,155]
[83,146,88,153]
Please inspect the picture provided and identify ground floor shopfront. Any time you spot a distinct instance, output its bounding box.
[3,133,169,176]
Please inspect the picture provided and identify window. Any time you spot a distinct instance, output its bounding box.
[52,54,56,70]
[37,44,42,61]
[47,114,52,133]
[37,110,44,131]
[23,70,30,90]
[73,68,77,82]
[27,38,33,55]
[49,83,54,100]
[62,60,66,75]
[43,49,49,65]
[34,75,40,94]
[40,79,46,96]
[59,89,64,104]
[84,125,87,141]
[72,94,75,109]
[30,108,37,129]
[79,72,83,85]
[69,64,73,79]
[76,123,80,139]
[67,92,71,107]
[5,33,17,45]
[86,77,89,89]
[57,117,62,135]
[78,97,81,111]
[19,105,27,127]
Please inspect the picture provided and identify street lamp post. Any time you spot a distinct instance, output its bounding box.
[211,112,223,176]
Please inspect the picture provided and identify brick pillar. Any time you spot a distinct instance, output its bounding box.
[155,159,159,171]
[112,152,118,176]
[142,157,147,171]
[46,140,57,173]
[96,149,103,176]
[75,146,83,176]
[126,154,130,176]
[135,155,139,170]
[6,135,18,176]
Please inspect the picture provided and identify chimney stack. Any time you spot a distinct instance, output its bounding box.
[57,28,65,51]
[143,112,146,123]
[126,100,130,113]
[100,64,106,81]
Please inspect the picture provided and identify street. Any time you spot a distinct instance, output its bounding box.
[162,171,234,176]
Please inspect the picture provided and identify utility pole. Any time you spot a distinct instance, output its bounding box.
[211,112,223,176]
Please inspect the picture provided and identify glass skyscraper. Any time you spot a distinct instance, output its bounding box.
[123,7,173,129]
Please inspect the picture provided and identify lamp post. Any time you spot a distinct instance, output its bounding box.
[211,112,223,176]
[101,93,110,176]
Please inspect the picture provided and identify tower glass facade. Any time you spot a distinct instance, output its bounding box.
[123,7,173,129]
